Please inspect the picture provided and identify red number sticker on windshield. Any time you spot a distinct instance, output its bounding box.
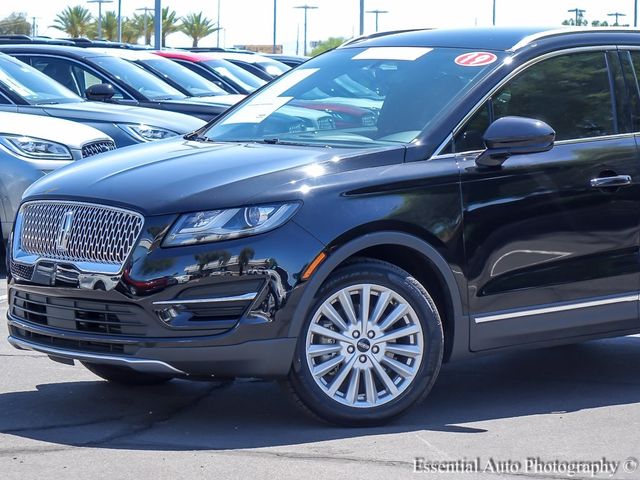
[455,52,498,67]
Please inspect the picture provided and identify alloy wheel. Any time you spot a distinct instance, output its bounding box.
[305,283,424,408]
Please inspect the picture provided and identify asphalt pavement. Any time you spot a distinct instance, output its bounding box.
[1,268,639,480]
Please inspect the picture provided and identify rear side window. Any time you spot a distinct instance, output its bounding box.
[455,51,616,152]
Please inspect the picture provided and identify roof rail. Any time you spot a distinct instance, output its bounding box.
[0,35,74,45]
[62,38,152,50]
[510,27,640,51]
[339,28,433,48]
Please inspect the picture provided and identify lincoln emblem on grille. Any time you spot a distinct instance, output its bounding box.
[55,210,75,252]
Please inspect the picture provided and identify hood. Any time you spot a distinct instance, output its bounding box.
[24,137,404,216]
[42,101,206,132]
[0,111,110,148]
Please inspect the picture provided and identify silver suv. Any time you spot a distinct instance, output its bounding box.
[1,111,115,249]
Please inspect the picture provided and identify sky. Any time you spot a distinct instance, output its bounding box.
[1,0,638,54]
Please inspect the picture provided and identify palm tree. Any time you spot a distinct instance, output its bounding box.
[98,11,118,40]
[121,18,140,44]
[131,12,152,45]
[161,7,181,47]
[181,12,218,47]
[51,6,93,38]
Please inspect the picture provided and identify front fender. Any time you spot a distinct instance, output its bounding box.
[286,231,470,362]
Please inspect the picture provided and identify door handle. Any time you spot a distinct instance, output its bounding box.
[590,175,632,189]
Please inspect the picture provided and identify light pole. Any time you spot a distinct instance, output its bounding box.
[273,0,277,54]
[608,12,626,25]
[567,7,586,26]
[216,0,221,48]
[88,0,113,39]
[136,7,152,45]
[366,9,388,32]
[493,0,496,25]
[117,0,122,42]
[31,17,38,36]
[294,5,318,56]
[154,0,162,49]
[635,0,638,27]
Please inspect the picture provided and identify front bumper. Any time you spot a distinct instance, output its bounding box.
[6,220,324,378]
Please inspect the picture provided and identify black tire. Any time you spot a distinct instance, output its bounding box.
[283,259,444,426]
[82,362,174,386]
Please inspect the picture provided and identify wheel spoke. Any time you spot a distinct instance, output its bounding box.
[345,368,361,404]
[385,343,422,357]
[377,303,409,331]
[338,291,358,325]
[312,354,345,378]
[327,355,357,396]
[375,324,421,344]
[381,355,415,378]
[310,323,352,344]
[308,344,343,357]
[369,291,391,325]
[321,303,349,331]
[360,284,371,332]
[371,359,399,396]
[363,367,377,404]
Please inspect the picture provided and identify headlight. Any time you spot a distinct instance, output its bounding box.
[163,203,300,246]
[0,135,72,160]
[117,124,178,142]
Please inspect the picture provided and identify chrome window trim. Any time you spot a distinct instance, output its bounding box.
[451,132,640,158]
[152,293,258,305]
[12,200,144,275]
[475,293,639,324]
[433,46,619,157]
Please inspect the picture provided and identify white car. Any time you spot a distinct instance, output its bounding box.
[1,111,115,249]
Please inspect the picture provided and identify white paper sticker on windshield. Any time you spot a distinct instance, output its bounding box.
[352,47,433,61]
[260,68,319,99]
[221,96,291,124]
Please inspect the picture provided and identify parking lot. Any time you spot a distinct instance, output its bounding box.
[0,268,638,480]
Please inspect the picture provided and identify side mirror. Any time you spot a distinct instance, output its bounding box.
[85,83,115,102]
[475,116,555,167]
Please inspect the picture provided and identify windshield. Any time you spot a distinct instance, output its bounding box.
[204,46,504,148]
[0,55,80,105]
[204,59,266,92]
[257,59,290,77]
[93,56,186,100]
[140,58,227,97]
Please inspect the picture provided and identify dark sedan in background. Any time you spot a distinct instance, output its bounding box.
[154,50,267,95]
[0,45,231,121]
[0,52,205,146]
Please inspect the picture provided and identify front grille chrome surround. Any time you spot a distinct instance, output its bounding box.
[12,201,144,275]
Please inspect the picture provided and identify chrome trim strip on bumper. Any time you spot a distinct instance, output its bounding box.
[474,293,640,324]
[152,293,257,305]
[7,336,186,375]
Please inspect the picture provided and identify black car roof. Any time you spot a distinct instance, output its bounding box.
[343,27,640,51]
[0,44,107,58]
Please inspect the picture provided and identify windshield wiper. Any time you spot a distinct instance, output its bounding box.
[184,132,212,142]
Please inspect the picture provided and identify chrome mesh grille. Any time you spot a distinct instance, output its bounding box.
[81,140,116,158]
[19,201,143,266]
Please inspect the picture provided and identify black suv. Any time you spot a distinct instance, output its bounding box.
[7,27,640,426]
